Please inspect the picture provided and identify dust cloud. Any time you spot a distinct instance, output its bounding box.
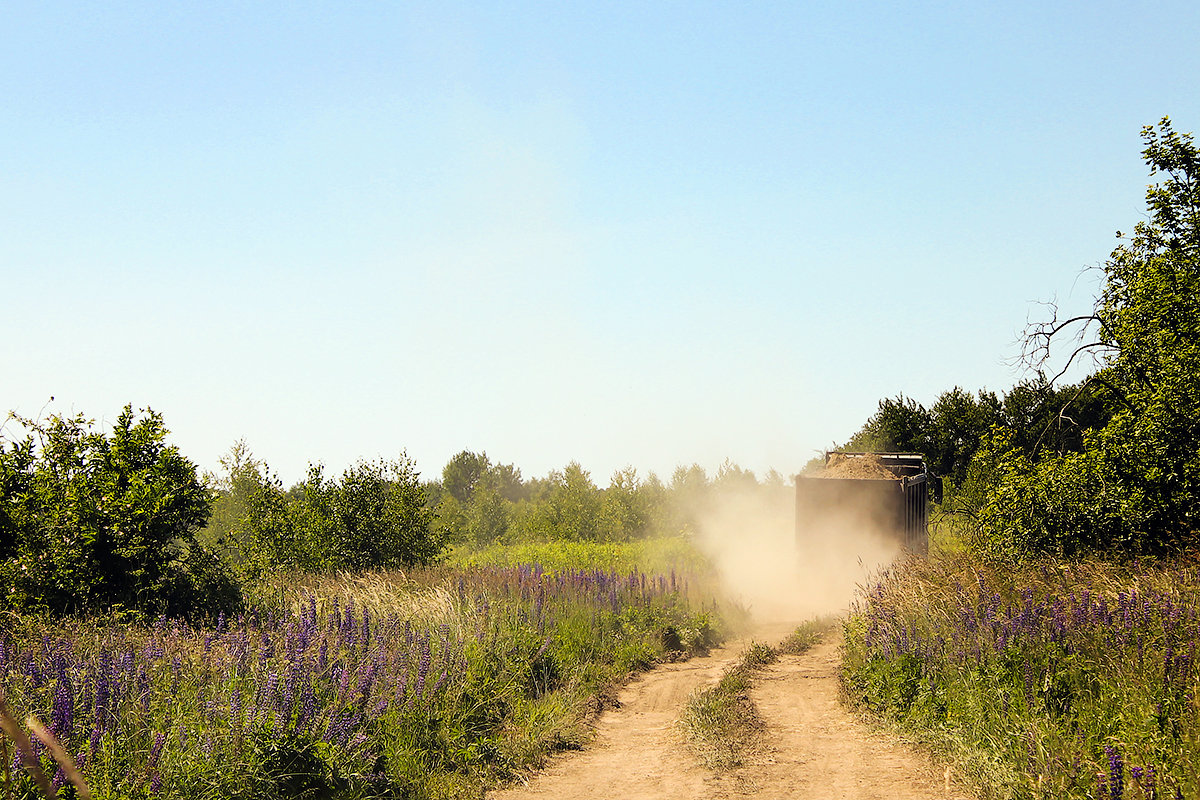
[691,480,901,624]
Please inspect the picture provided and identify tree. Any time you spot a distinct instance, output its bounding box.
[843,395,933,455]
[267,458,441,571]
[442,451,491,503]
[602,467,652,541]
[980,118,1200,556]
[928,388,1001,485]
[509,462,606,542]
[668,464,710,536]
[200,440,267,567]
[324,458,439,570]
[0,406,235,616]
[463,474,511,545]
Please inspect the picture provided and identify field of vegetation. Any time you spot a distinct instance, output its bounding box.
[842,555,1199,799]
[3,119,1199,799]
[0,558,719,799]
[0,391,768,798]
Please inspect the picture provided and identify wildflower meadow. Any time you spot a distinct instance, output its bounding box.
[1,564,719,799]
[842,555,1200,800]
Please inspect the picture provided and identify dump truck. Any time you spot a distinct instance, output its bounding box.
[794,452,939,554]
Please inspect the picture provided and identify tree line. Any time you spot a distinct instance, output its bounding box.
[839,118,1200,560]
[0,405,784,618]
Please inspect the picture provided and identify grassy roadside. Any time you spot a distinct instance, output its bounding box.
[841,553,1200,800]
[1,559,722,800]
[677,617,837,770]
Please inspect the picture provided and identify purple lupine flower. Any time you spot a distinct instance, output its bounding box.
[52,657,75,740]
[1106,745,1123,800]
[88,724,103,759]
[413,665,428,704]
[358,658,378,705]
[413,634,432,700]
[259,631,276,662]
[533,586,545,629]
[343,603,357,645]
[298,681,317,731]
[1140,765,1156,800]
[395,670,408,708]
[430,669,448,699]
[261,671,280,723]
[148,730,167,770]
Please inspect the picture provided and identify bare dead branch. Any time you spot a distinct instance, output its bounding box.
[1017,296,1109,379]
[1047,341,1118,386]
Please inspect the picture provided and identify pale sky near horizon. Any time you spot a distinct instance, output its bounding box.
[4,2,1199,487]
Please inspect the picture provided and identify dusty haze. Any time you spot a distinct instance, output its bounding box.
[691,480,901,623]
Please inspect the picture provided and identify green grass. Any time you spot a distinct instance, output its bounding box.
[777,615,840,655]
[444,536,713,577]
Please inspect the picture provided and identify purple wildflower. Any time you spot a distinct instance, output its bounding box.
[1106,746,1123,800]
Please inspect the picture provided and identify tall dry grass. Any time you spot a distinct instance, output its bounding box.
[843,553,1200,799]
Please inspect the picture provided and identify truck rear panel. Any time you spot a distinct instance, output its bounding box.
[795,459,930,554]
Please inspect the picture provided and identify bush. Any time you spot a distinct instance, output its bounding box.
[229,456,442,576]
[0,406,236,618]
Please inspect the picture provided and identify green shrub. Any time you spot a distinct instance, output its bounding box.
[0,406,235,618]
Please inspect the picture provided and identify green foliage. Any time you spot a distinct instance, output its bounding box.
[320,458,440,570]
[973,118,1200,557]
[600,466,654,541]
[430,451,526,547]
[509,462,606,542]
[0,406,234,617]
[441,450,491,503]
[446,536,713,576]
[841,378,1115,513]
[927,387,1002,485]
[843,394,934,455]
[839,119,1198,558]
[776,616,839,655]
[205,446,442,576]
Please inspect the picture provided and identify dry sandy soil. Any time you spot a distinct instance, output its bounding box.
[488,625,976,800]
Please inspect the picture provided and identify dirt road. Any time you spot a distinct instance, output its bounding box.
[489,626,975,800]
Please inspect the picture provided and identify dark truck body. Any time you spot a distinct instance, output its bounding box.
[794,452,934,554]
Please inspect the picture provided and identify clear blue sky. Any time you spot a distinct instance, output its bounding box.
[4,2,1199,486]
